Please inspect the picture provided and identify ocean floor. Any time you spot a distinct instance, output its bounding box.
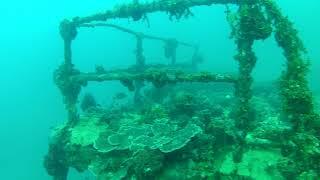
[45,83,320,179]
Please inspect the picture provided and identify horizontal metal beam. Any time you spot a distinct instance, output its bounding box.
[74,0,239,25]
[71,69,237,86]
[80,23,196,48]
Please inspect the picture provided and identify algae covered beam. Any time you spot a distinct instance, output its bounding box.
[73,0,239,25]
[80,23,195,48]
[71,69,236,88]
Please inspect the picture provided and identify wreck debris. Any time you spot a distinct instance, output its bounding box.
[45,0,319,179]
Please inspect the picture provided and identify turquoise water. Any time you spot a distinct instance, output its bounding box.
[0,0,319,179]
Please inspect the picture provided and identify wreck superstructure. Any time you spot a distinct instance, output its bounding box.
[44,0,320,179]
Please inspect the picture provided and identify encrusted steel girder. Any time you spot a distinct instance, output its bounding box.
[71,68,237,87]
[72,0,239,25]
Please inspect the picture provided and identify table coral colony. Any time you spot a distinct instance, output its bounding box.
[44,0,320,179]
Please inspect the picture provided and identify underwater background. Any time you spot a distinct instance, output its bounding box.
[0,0,319,179]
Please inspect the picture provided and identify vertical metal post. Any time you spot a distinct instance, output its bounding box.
[58,20,79,123]
[134,35,146,104]
[164,39,178,65]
